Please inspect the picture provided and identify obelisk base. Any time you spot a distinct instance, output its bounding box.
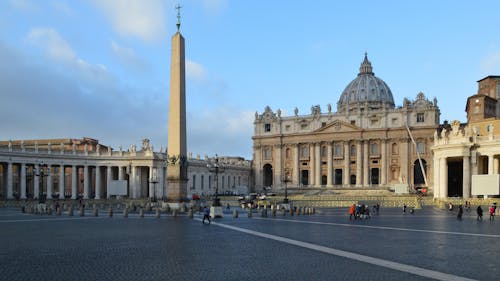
[166,178,188,202]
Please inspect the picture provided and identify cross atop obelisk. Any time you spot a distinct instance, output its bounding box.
[167,4,188,202]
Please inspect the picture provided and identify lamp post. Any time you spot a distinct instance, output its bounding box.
[33,162,49,204]
[282,170,290,204]
[207,154,225,207]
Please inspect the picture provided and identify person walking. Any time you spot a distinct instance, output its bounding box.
[457,205,463,220]
[202,206,211,224]
[476,205,483,221]
[349,204,356,221]
[489,205,496,221]
[403,203,407,214]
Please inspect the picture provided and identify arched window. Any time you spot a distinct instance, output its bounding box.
[350,145,356,156]
[392,143,398,154]
[371,143,379,155]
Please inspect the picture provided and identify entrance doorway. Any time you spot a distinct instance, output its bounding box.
[263,164,273,188]
[334,169,343,185]
[301,170,309,186]
[447,161,463,197]
[370,168,379,185]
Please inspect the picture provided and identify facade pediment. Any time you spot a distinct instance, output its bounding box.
[314,119,360,133]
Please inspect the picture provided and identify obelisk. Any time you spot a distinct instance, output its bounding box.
[167,5,188,202]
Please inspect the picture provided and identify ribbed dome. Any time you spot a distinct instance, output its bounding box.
[337,54,395,112]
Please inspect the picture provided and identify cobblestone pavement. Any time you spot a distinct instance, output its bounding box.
[0,206,498,281]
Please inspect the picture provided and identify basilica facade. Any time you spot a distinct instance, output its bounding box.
[253,54,440,193]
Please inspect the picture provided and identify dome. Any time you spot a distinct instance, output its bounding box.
[337,54,395,112]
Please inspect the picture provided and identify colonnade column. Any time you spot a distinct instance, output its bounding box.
[7,162,13,199]
[327,142,333,187]
[107,166,112,199]
[309,145,315,186]
[439,157,448,198]
[95,166,101,200]
[343,142,350,187]
[356,141,362,187]
[463,156,471,199]
[149,166,154,198]
[59,165,65,199]
[159,166,165,199]
[20,163,26,199]
[294,144,299,186]
[381,140,386,186]
[130,165,136,198]
[46,164,52,199]
[315,143,321,186]
[83,165,89,199]
[71,165,77,199]
[118,166,124,180]
[363,141,369,187]
[488,155,495,175]
[34,165,39,199]
[433,157,440,198]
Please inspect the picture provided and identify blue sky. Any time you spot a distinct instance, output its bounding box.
[1,0,499,160]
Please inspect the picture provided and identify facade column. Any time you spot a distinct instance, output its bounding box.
[254,146,262,190]
[343,141,350,186]
[439,157,448,198]
[488,155,495,174]
[363,141,369,187]
[309,144,315,186]
[494,157,499,174]
[71,165,77,199]
[83,165,89,199]
[327,142,333,187]
[381,140,386,185]
[59,165,65,199]
[356,141,362,187]
[107,166,112,199]
[274,145,282,189]
[95,166,101,200]
[46,164,52,199]
[294,144,299,186]
[463,156,471,199]
[315,143,321,186]
[7,162,13,199]
[34,164,40,199]
[159,166,165,199]
[20,163,26,199]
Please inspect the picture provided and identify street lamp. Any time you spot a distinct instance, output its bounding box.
[33,162,49,204]
[207,154,225,207]
[282,169,290,204]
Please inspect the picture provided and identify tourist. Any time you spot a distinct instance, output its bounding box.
[457,205,463,220]
[403,203,407,214]
[349,204,356,221]
[489,205,496,221]
[202,206,211,224]
[476,205,483,221]
[448,202,454,212]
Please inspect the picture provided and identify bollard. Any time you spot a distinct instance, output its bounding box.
[108,208,113,217]
[312,207,315,215]
[21,206,25,213]
[68,206,73,216]
[47,207,52,215]
[93,208,98,217]
[233,209,238,218]
[272,208,276,217]
[124,208,129,218]
[57,207,62,216]
[188,209,193,219]
[79,207,84,217]
[139,209,144,218]
[156,209,160,218]
[172,209,177,217]
[290,207,294,216]
[297,207,301,216]
[248,210,252,218]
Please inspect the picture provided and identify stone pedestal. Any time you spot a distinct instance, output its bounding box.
[210,206,223,218]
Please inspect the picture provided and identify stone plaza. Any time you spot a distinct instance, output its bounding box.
[0,206,498,281]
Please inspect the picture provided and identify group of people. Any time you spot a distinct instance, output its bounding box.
[349,203,379,220]
[449,201,497,221]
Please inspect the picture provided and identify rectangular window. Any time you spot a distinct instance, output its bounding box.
[209,175,212,189]
[191,175,196,190]
[335,144,342,156]
[264,147,272,160]
[417,113,424,123]
[264,123,271,132]
[201,175,204,190]
[301,123,308,129]
[417,142,425,154]
[350,120,355,125]
[392,118,398,125]
[371,143,379,155]
[301,146,309,158]
[285,125,291,131]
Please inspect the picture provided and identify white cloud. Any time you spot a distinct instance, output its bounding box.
[186,59,207,83]
[110,40,149,71]
[480,52,500,73]
[92,0,168,42]
[27,27,75,63]
[50,0,74,15]
[201,0,228,16]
